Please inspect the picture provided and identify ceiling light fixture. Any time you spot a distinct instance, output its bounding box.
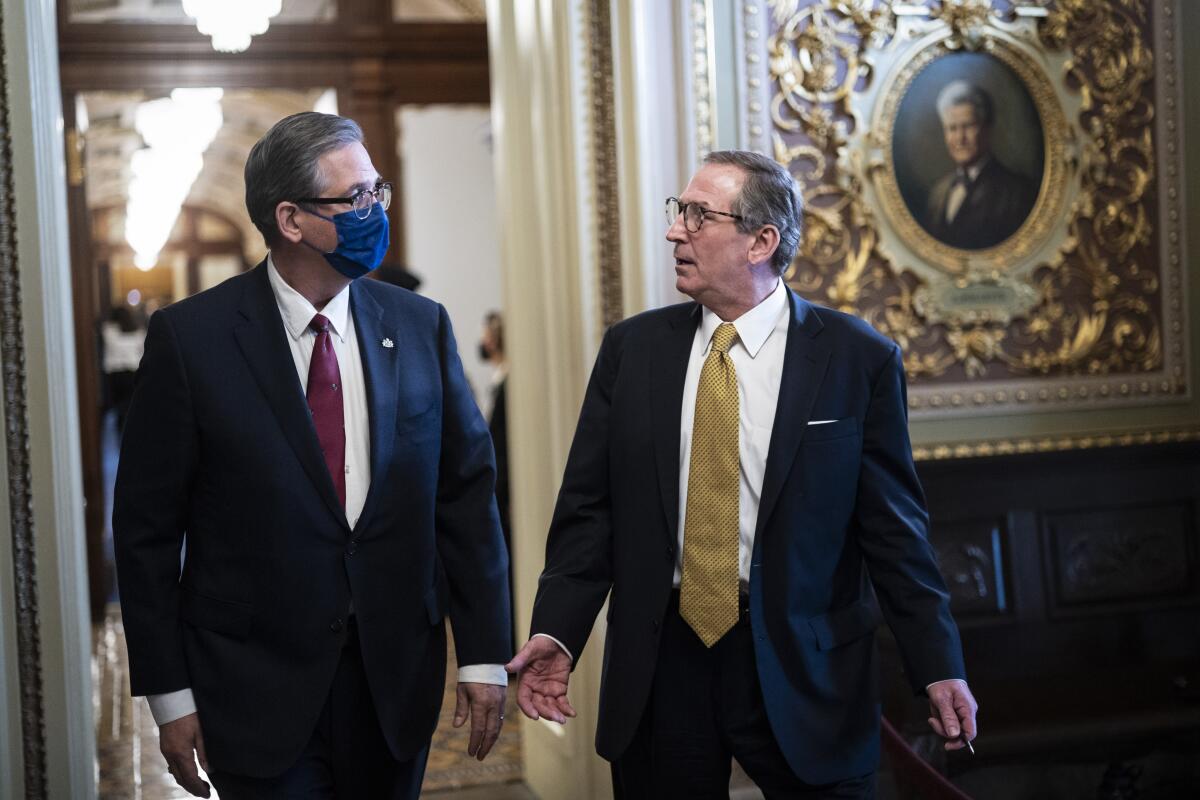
[183,0,282,54]
[126,89,224,270]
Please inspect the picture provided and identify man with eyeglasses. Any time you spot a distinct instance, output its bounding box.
[114,111,511,798]
[509,150,977,798]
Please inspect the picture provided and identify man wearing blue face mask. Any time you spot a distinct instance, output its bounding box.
[113,111,512,799]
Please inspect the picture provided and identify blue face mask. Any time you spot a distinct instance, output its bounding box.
[303,204,390,280]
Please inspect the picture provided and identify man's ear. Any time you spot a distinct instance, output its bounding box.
[748,224,781,268]
[275,201,304,244]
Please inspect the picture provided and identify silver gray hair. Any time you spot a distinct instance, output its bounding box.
[702,150,804,276]
[244,111,364,247]
[936,80,993,126]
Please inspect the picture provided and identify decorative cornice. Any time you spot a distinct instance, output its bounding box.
[0,3,48,794]
[913,426,1200,461]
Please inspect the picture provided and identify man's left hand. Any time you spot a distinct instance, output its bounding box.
[453,681,506,761]
[926,679,978,751]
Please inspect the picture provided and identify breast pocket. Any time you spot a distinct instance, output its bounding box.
[798,417,861,511]
[802,417,859,443]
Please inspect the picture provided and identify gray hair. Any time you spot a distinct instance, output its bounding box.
[244,112,364,247]
[935,80,993,126]
[702,150,803,275]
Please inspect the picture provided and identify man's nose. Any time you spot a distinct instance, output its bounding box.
[665,215,688,242]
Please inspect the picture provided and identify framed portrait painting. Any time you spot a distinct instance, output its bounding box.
[720,0,1197,457]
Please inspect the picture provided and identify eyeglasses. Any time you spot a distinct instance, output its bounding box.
[298,181,393,220]
[665,196,744,233]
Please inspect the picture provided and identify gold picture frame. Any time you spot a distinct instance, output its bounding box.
[725,0,1195,454]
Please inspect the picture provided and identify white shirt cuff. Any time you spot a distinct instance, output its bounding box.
[457,664,509,686]
[925,678,966,692]
[532,632,574,663]
[146,688,196,726]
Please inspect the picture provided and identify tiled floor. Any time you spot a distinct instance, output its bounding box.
[93,606,527,799]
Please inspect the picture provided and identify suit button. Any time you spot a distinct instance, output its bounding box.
[665,546,674,561]
[330,618,344,633]
[346,540,358,556]
[651,619,659,631]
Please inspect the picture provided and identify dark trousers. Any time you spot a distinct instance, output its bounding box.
[209,621,428,800]
[611,593,874,800]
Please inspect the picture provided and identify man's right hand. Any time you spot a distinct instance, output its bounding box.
[159,712,211,798]
[506,637,577,724]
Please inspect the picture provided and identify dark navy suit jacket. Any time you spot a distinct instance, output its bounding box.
[113,262,511,777]
[530,289,964,784]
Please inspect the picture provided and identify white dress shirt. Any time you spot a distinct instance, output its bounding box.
[270,257,372,528]
[148,258,504,727]
[675,278,789,586]
[944,156,989,224]
[533,280,789,663]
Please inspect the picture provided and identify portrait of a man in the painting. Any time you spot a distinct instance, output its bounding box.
[894,53,1045,252]
[924,81,1038,249]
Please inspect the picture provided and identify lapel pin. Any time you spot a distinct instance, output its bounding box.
[382,338,394,349]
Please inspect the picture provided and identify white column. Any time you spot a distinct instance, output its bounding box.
[612,0,692,316]
[487,1,607,798]
[487,0,696,797]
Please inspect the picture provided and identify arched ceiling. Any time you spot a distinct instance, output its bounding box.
[82,88,330,263]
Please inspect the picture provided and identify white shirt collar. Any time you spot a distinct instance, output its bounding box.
[699,278,789,359]
[266,253,351,342]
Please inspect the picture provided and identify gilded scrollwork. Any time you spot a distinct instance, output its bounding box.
[762,0,1185,415]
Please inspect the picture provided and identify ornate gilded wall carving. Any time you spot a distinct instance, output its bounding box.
[750,0,1187,421]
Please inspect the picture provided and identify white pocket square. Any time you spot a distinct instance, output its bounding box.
[807,419,838,425]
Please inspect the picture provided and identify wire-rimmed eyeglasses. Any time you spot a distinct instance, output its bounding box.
[665,196,744,233]
[299,181,393,220]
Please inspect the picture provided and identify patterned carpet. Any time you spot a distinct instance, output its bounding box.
[424,633,523,792]
[94,606,523,798]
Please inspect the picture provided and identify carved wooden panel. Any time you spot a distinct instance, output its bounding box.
[1045,501,1195,611]
[929,517,1011,618]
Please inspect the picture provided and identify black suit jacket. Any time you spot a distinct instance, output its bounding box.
[113,262,511,777]
[530,289,964,784]
[924,157,1038,249]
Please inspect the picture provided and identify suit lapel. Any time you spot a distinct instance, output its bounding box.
[233,263,347,527]
[753,289,830,543]
[651,304,701,543]
[349,281,399,534]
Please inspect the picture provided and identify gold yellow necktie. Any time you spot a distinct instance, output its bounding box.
[680,322,740,647]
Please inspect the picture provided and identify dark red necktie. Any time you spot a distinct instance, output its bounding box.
[307,314,346,508]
